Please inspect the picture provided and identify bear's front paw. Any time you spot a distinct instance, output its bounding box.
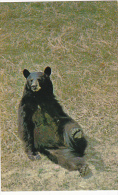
[27,152,41,161]
[28,154,41,161]
[35,153,41,160]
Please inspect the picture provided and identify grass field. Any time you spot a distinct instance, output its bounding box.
[1,1,117,191]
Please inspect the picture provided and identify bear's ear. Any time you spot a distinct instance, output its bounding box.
[23,69,30,78]
[44,66,51,76]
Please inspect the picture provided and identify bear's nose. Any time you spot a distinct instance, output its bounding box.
[31,85,37,90]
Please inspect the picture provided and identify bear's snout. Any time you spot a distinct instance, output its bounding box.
[31,80,41,92]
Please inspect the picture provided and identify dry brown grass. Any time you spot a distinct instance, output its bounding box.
[1,2,118,191]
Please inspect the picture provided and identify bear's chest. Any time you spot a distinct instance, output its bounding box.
[32,105,63,149]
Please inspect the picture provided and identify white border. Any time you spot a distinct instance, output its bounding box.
[1,191,118,195]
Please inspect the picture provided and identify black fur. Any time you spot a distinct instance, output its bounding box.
[18,67,88,174]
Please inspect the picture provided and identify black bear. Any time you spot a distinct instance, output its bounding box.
[18,67,88,175]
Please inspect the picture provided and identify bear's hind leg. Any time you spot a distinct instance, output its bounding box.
[42,147,89,176]
[64,124,88,157]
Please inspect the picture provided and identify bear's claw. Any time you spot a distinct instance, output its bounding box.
[79,164,91,177]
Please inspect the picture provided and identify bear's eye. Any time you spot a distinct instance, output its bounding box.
[30,79,33,82]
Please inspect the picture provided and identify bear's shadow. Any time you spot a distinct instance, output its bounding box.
[83,136,105,178]
[85,136,105,170]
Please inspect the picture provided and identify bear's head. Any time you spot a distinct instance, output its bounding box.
[23,66,53,94]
